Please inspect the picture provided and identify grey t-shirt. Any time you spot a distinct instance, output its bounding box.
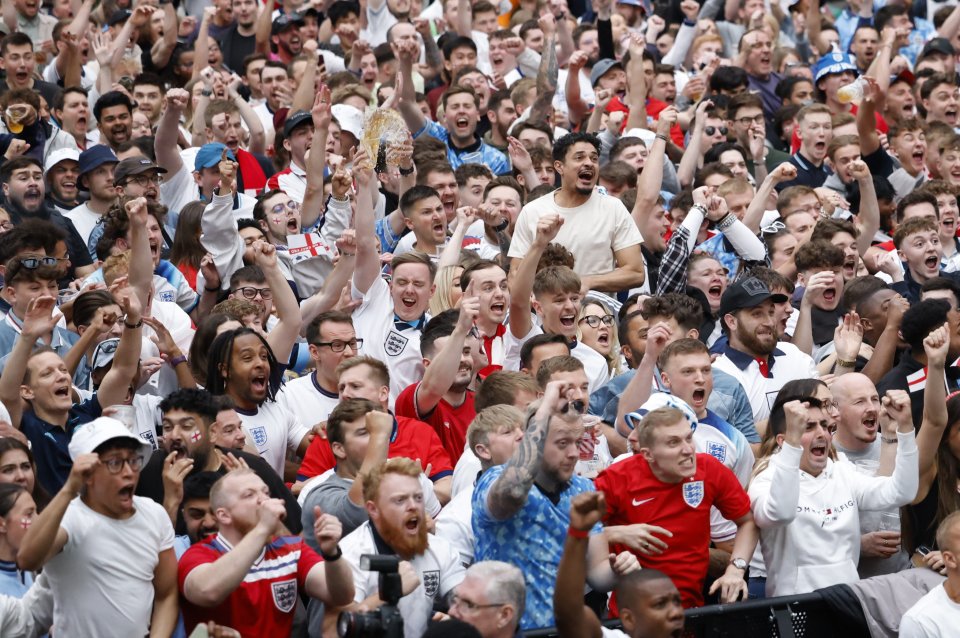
[301,473,369,553]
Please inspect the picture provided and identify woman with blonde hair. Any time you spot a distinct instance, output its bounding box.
[577,297,622,376]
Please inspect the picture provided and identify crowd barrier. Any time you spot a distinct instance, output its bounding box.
[525,592,850,638]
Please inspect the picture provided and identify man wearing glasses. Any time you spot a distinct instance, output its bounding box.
[17,416,178,638]
[448,561,525,638]
[278,311,362,438]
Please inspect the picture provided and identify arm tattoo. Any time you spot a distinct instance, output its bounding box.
[424,36,442,69]
[487,411,550,519]
[530,35,558,123]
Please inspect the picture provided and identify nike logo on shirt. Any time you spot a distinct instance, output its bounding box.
[632,497,655,506]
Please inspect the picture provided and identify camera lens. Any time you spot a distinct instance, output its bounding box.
[338,610,383,637]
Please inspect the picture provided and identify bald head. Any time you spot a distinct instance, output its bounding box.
[830,373,873,402]
[831,373,881,449]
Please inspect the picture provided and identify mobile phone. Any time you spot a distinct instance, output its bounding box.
[917,545,931,556]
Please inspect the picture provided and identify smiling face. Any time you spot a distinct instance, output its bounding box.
[367,472,428,559]
[98,104,132,148]
[898,228,942,282]
[660,352,713,418]
[939,146,960,187]
[390,262,435,321]
[223,333,271,408]
[890,126,926,176]
[726,300,777,357]
[555,141,599,196]
[687,257,727,314]
[924,81,959,127]
[47,160,80,204]
[21,351,73,415]
[936,193,960,243]
[534,289,582,339]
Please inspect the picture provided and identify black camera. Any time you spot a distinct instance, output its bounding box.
[338,555,405,638]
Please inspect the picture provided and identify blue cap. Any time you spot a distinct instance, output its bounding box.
[194,143,235,171]
[77,144,118,177]
[813,52,858,83]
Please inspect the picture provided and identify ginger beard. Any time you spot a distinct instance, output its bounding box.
[377,509,429,559]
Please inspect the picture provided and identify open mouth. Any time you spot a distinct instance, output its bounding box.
[810,442,827,458]
[53,384,71,399]
[455,117,470,130]
[149,240,160,259]
[77,116,87,129]
[814,141,826,153]
[23,187,41,204]
[404,515,419,532]
[692,388,706,404]
[286,218,299,233]
[490,302,505,316]
[119,485,134,498]
[577,168,595,182]
[432,221,445,236]
[400,296,417,309]
[559,313,576,329]
[169,442,186,459]
[708,283,723,298]
[912,149,925,166]
[597,333,610,346]
[946,107,958,122]
[251,374,267,395]
[112,125,128,140]
[822,287,836,302]
[925,255,940,271]
[862,416,877,432]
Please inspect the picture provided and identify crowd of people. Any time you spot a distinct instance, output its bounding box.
[2,0,960,635]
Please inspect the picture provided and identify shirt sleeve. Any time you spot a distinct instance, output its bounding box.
[471,465,504,527]
[506,205,535,260]
[424,429,454,478]
[593,466,622,523]
[177,543,217,593]
[394,383,421,420]
[297,436,337,481]
[436,541,466,598]
[297,542,324,589]
[285,408,312,455]
[709,456,751,522]
[611,201,644,252]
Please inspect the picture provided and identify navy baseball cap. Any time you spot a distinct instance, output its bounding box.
[283,110,313,137]
[77,145,118,177]
[719,277,788,318]
[194,143,236,171]
[590,59,623,87]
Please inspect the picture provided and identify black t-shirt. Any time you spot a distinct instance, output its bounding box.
[136,447,303,534]
[220,26,257,79]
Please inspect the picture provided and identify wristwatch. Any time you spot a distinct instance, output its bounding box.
[729,557,747,571]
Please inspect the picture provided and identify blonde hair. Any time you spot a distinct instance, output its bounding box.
[362,457,422,503]
[576,298,623,376]
[467,405,525,454]
[635,407,686,448]
[429,265,462,316]
[102,251,132,286]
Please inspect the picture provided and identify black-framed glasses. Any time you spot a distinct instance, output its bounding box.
[19,256,61,269]
[449,593,507,613]
[579,314,614,328]
[314,338,363,352]
[126,173,162,187]
[704,126,728,137]
[234,286,272,300]
[735,114,765,127]
[102,454,145,474]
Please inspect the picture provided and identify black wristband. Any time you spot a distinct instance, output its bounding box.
[205,285,220,292]
[320,544,342,561]
[398,165,415,176]
[124,318,143,329]
[493,218,509,232]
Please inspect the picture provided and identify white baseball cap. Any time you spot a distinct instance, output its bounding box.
[68,416,152,461]
[331,104,363,140]
[43,147,80,174]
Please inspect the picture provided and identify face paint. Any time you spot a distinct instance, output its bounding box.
[191,431,203,442]
[20,517,31,529]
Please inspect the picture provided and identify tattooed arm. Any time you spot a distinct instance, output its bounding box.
[485,381,570,520]
[527,19,558,126]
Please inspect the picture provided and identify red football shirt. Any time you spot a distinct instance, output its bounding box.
[594,453,751,608]
[395,382,476,464]
[178,534,322,637]
[296,415,453,481]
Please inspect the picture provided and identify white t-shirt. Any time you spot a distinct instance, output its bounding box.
[235,400,311,477]
[434,485,475,567]
[341,522,465,638]
[508,190,644,279]
[351,275,425,402]
[44,496,174,638]
[450,446,481,498]
[64,203,102,250]
[276,372,340,431]
[132,393,162,450]
[900,582,960,637]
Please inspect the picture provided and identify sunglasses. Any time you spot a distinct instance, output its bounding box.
[761,221,786,234]
[19,256,63,269]
[704,126,728,137]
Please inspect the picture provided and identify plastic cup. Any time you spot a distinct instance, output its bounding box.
[109,405,137,433]
[879,512,901,533]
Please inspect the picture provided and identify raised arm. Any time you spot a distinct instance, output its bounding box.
[394,39,426,134]
[634,107,677,225]
[615,322,670,436]
[623,34,649,131]
[564,51,590,127]
[526,12,559,125]
[0,297,62,430]
[347,411,392,506]
[126,193,155,311]
[192,8,215,81]
[677,99,712,188]
[485,381,569,520]
[416,295,479,416]
[150,4,178,68]
[227,73,266,156]
[848,160,880,256]
[304,508,355,607]
[254,242,302,366]
[857,76,883,157]
[456,0,472,37]
[439,207,478,269]
[749,401,806,527]
[744,163,797,234]
[155,88,188,176]
[254,0,276,56]
[18,454,98,571]
[301,85,331,230]
[554,492,606,638]
[916,324,950,503]
[351,150,381,296]
[292,40,321,113]
[96,276,144,408]
[184,498,286,606]
[508,213,564,338]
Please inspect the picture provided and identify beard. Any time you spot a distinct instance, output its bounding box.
[738,325,776,356]
[377,514,429,559]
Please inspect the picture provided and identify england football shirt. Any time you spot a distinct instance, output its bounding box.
[235,400,311,477]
